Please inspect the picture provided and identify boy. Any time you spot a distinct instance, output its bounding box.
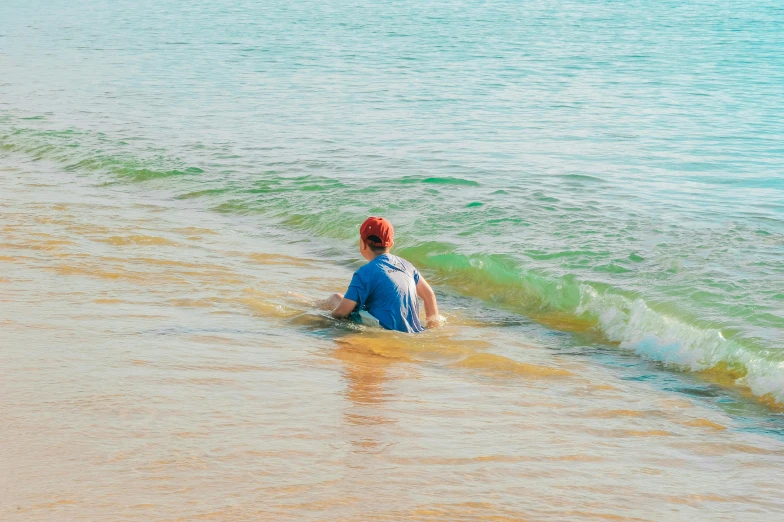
[323,216,440,333]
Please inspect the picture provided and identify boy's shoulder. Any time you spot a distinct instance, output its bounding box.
[391,255,417,272]
[356,254,418,277]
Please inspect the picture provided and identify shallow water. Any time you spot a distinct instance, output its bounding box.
[1,0,784,519]
[3,165,784,521]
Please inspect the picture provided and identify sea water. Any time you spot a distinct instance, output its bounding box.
[1,0,783,520]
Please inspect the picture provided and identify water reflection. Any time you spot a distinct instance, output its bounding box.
[334,341,397,454]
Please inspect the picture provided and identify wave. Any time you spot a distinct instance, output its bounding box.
[388,175,480,186]
[0,127,203,182]
[2,121,782,405]
[396,245,784,405]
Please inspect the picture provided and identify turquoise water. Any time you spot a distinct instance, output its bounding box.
[1,0,783,400]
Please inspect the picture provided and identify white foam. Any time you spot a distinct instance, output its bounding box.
[576,284,784,403]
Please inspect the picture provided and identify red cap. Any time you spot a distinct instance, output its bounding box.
[360,216,394,247]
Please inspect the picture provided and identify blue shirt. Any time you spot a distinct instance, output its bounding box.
[344,254,424,333]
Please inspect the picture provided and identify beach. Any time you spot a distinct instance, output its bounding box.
[2,0,783,520]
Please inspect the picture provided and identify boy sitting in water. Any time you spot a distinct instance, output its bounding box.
[322,216,440,333]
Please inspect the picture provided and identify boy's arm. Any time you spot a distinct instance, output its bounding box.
[331,296,358,319]
[416,277,441,328]
[326,272,363,320]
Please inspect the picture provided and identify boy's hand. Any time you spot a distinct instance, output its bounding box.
[317,293,343,311]
[426,315,445,329]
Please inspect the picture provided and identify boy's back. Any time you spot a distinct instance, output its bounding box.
[345,253,424,333]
